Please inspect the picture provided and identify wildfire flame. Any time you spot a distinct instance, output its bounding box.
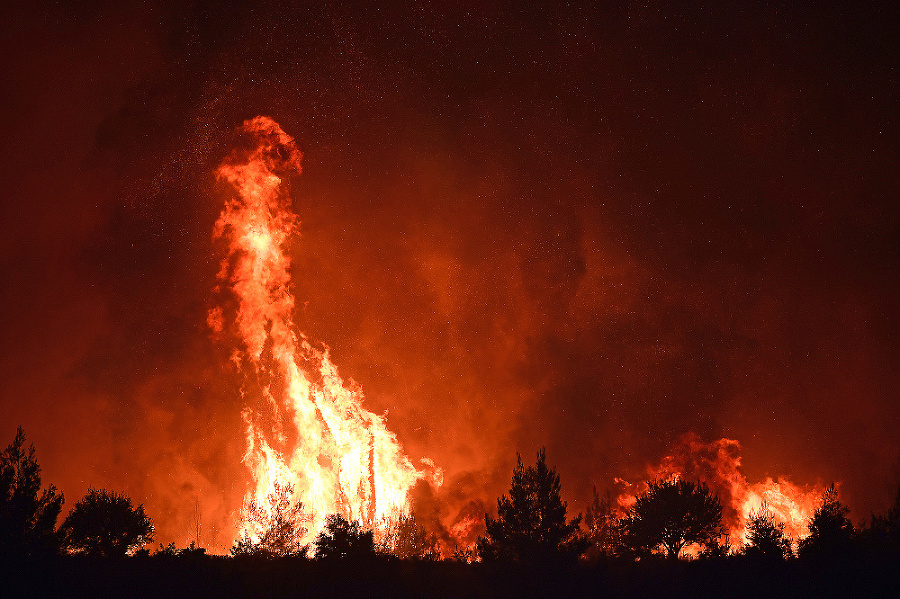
[616,433,825,552]
[211,116,441,547]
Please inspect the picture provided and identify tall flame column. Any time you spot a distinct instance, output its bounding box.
[211,116,438,546]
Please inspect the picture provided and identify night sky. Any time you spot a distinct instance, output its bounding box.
[2,0,898,551]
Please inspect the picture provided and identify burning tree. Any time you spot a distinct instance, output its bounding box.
[615,435,825,549]
[584,486,622,559]
[744,503,793,559]
[231,482,308,558]
[477,448,588,563]
[212,116,439,547]
[619,478,724,559]
[376,511,439,560]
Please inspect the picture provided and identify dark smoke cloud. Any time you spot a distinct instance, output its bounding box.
[1,1,898,549]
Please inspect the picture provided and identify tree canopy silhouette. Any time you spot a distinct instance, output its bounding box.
[477,448,588,563]
[0,427,64,556]
[313,514,375,561]
[619,478,723,560]
[231,482,308,558]
[798,484,853,558]
[744,503,793,559]
[60,489,153,557]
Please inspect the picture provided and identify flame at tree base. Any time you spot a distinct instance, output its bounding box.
[211,116,441,549]
[614,434,826,553]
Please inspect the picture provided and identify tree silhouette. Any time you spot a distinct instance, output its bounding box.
[231,482,308,557]
[377,511,439,559]
[697,534,733,560]
[798,484,853,558]
[861,482,900,552]
[620,478,724,559]
[584,486,621,559]
[314,513,375,561]
[744,503,793,559]
[60,489,153,557]
[0,427,64,556]
[477,448,588,563]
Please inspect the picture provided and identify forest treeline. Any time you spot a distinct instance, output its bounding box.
[2,428,898,597]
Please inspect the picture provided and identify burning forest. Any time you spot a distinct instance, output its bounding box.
[204,117,831,556]
[2,1,899,595]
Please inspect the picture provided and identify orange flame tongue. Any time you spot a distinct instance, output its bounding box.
[616,434,825,553]
[212,116,439,546]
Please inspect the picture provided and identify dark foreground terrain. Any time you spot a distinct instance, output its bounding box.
[3,553,898,599]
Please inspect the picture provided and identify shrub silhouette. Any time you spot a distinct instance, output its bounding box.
[314,513,375,561]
